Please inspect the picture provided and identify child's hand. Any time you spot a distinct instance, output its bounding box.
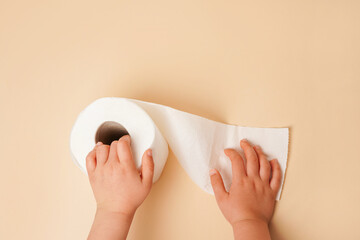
[86,135,154,216]
[210,139,282,239]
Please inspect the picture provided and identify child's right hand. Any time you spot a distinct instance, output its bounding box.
[210,139,282,228]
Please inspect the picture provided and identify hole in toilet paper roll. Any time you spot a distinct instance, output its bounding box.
[95,121,129,145]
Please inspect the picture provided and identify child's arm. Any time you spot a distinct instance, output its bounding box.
[210,139,282,240]
[85,135,154,240]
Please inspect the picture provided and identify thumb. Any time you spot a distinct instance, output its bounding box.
[210,169,228,201]
[141,149,154,190]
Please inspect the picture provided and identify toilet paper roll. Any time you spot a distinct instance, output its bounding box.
[70,97,289,200]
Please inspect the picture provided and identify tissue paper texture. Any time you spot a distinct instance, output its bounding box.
[70,97,289,200]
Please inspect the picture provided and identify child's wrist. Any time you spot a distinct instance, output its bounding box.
[231,218,269,229]
[96,205,136,220]
[231,219,271,240]
[90,208,135,239]
[95,207,135,225]
[96,201,138,217]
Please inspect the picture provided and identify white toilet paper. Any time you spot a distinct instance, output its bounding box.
[70,97,289,200]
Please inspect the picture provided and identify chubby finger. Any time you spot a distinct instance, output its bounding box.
[254,145,271,182]
[270,159,282,193]
[224,148,246,182]
[107,141,119,164]
[86,149,96,174]
[141,149,154,190]
[117,135,136,170]
[96,143,110,166]
[240,139,259,178]
[210,169,228,202]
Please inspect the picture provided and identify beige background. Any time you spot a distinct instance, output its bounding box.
[1,0,360,239]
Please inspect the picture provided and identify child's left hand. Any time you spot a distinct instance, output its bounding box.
[86,135,154,217]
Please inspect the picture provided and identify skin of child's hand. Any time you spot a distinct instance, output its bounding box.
[210,139,282,227]
[86,135,154,216]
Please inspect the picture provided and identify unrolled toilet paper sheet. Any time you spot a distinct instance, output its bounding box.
[70,98,289,200]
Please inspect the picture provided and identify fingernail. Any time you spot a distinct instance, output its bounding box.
[255,145,260,149]
[96,142,103,146]
[120,135,131,144]
[147,149,152,157]
[241,138,247,142]
[209,169,217,176]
